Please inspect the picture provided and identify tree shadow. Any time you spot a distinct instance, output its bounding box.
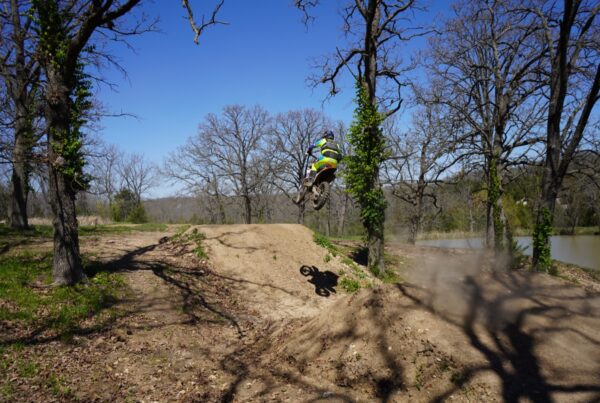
[203,229,260,253]
[350,246,369,266]
[299,265,338,297]
[397,269,600,403]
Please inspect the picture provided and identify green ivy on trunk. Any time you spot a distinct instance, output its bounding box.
[343,80,387,275]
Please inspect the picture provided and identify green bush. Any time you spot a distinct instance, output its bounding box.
[127,204,148,223]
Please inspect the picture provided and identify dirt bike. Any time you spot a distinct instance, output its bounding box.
[296,159,337,211]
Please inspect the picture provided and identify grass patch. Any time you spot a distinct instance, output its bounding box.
[339,277,361,293]
[315,233,373,292]
[0,224,53,238]
[0,222,169,241]
[415,364,425,391]
[172,228,209,260]
[47,374,73,398]
[313,232,337,256]
[0,251,126,337]
[15,359,38,378]
[79,222,168,235]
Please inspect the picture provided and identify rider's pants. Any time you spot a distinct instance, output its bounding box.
[310,156,338,173]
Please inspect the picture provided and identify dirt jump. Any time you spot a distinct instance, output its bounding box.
[3,224,599,402]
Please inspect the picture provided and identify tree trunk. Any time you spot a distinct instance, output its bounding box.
[532,173,560,272]
[407,216,418,245]
[367,167,385,272]
[367,222,385,275]
[364,1,385,274]
[8,121,30,229]
[46,73,85,285]
[326,196,331,237]
[408,184,425,245]
[243,194,252,224]
[337,192,348,235]
[217,197,227,224]
[485,195,494,248]
[468,195,475,233]
[297,201,305,224]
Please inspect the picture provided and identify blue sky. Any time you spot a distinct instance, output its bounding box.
[93,0,450,197]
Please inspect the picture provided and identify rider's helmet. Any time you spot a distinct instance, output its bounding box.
[324,130,334,140]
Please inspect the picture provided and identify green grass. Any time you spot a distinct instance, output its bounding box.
[0,222,169,240]
[313,233,378,292]
[79,222,168,235]
[0,251,126,337]
[47,374,73,397]
[313,232,337,256]
[339,277,361,293]
[172,227,209,260]
[415,364,425,391]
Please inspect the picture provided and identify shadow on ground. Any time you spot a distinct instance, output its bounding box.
[299,265,338,297]
[397,269,600,403]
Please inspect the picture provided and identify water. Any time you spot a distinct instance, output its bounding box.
[416,235,600,271]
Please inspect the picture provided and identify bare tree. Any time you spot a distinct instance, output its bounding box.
[89,142,122,206]
[165,105,270,224]
[383,104,462,244]
[0,0,42,229]
[269,109,329,224]
[530,0,600,271]
[118,152,157,204]
[425,0,547,256]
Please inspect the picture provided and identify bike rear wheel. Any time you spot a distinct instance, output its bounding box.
[312,181,330,210]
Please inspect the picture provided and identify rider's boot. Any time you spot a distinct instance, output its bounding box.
[304,170,317,187]
[293,190,305,205]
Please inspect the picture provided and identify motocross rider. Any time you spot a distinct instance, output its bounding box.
[294,130,341,204]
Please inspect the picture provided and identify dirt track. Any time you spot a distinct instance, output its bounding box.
[4,224,599,402]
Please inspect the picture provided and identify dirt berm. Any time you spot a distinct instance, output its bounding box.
[194,224,600,402]
[199,224,348,320]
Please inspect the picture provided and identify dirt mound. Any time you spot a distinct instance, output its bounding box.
[254,275,600,402]
[181,225,600,402]
[257,286,493,402]
[194,224,351,320]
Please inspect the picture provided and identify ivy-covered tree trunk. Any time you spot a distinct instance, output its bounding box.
[484,148,512,264]
[345,81,387,275]
[34,0,96,285]
[45,68,85,285]
[367,167,385,272]
[531,1,600,272]
[532,173,560,273]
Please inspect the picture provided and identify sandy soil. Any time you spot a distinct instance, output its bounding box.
[3,225,599,402]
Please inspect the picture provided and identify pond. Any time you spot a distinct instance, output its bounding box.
[416,235,600,271]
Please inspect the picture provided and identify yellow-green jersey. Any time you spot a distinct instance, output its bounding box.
[309,137,342,172]
[309,137,342,161]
